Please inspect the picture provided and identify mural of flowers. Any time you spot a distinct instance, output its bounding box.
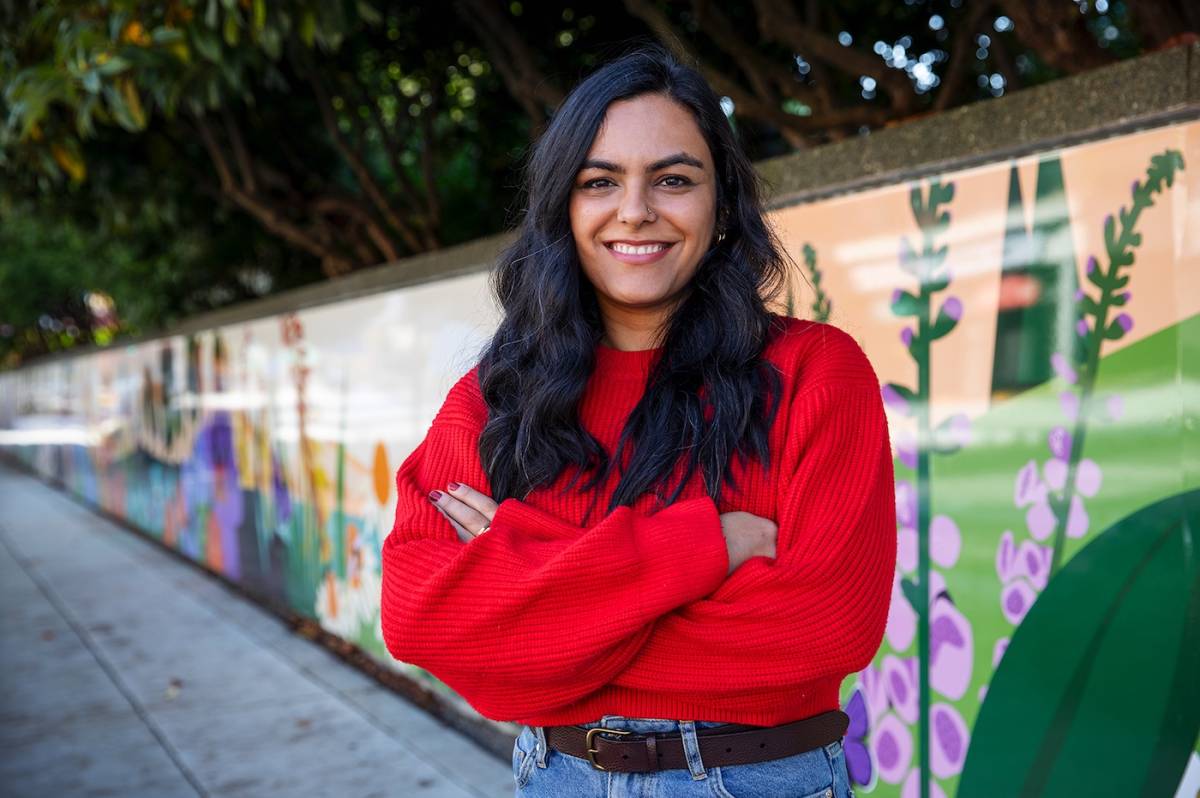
[1043,148,1185,577]
[785,242,832,323]
[987,148,1185,687]
[875,177,974,798]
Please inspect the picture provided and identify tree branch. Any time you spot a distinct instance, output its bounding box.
[622,0,809,148]
[751,0,917,113]
[193,114,355,277]
[454,0,564,132]
[220,106,257,194]
[995,0,1117,74]
[305,63,424,254]
[933,0,995,112]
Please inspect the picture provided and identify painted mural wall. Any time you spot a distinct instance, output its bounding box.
[1,119,1197,797]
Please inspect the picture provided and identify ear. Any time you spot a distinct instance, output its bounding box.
[715,206,730,239]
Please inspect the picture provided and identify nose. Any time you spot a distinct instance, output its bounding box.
[615,181,653,226]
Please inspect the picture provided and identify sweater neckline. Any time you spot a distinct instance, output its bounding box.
[594,340,663,380]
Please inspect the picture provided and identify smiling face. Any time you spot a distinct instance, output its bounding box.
[569,92,718,349]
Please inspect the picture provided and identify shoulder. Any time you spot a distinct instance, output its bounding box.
[430,364,488,431]
[762,313,880,395]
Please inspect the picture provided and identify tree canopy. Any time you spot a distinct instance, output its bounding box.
[1,0,1193,367]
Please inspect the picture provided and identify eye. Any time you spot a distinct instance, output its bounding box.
[658,175,693,188]
[580,177,614,189]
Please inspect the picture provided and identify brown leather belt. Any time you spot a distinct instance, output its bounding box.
[543,710,849,773]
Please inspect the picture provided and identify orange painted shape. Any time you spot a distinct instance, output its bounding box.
[372,442,391,506]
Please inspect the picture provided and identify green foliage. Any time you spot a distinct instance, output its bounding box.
[1,0,368,182]
[0,0,1161,364]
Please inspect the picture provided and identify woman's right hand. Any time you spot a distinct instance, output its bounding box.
[718,511,778,576]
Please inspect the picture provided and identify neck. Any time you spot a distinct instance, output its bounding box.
[598,305,676,352]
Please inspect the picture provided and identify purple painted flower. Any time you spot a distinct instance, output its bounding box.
[900,327,914,347]
[1131,179,1140,197]
[1014,460,1045,508]
[1044,457,1068,492]
[929,597,972,700]
[1076,458,1102,497]
[1051,353,1077,385]
[209,412,235,469]
[996,530,1017,582]
[886,574,917,651]
[896,431,918,469]
[883,654,918,724]
[1059,390,1080,422]
[843,688,873,786]
[1115,313,1133,333]
[930,514,961,569]
[858,664,888,727]
[992,637,1009,668]
[1015,539,1052,590]
[1067,494,1090,539]
[902,768,948,798]
[1086,255,1098,275]
[898,524,917,573]
[929,702,970,778]
[1001,579,1038,624]
[896,480,917,527]
[272,453,292,523]
[1025,498,1056,542]
[881,384,910,415]
[1076,318,1090,338]
[891,288,904,305]
[1074,288,1086,301]
[1048,426,1072,460]
[872,714,913,785]
[941,296,963,322]
[1119,290,1132,303]
[1107,394,1125,421]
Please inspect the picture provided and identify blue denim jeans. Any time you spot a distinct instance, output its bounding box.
[512,714,855,797]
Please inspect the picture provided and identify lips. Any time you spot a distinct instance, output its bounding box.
[604,241,675,264]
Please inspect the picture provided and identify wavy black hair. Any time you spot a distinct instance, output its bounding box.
[476,42,791,524]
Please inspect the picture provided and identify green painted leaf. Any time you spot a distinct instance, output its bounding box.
[958,490,1200,798]
[900,576,921,614]
[929,302,959,340]
[890,288,921,318]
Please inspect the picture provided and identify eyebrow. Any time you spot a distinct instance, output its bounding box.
[579,151,706,174]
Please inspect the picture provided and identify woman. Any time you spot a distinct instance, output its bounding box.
[380,44,895,797]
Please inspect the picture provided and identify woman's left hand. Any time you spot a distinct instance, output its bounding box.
[429,482,498,543]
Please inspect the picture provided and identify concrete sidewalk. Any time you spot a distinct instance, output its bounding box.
[0,463,513,798]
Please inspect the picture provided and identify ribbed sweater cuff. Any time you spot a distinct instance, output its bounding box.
[632,496,729,602]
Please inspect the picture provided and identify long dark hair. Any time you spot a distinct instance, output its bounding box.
[476,43,790,523]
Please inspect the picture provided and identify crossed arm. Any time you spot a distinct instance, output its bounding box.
[378,380,895,720]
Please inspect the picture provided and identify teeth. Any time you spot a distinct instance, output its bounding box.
[611,243,669,255]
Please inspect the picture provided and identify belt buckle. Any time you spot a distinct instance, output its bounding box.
[585,727,633,771]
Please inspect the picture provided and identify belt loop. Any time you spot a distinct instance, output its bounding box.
[677,720,708,781]
[533,726,549,768]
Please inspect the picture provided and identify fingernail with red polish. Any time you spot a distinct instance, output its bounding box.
[447,481,460,491]
[428,490,442,502]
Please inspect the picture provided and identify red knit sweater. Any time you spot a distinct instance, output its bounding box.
[380,315,896,727]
